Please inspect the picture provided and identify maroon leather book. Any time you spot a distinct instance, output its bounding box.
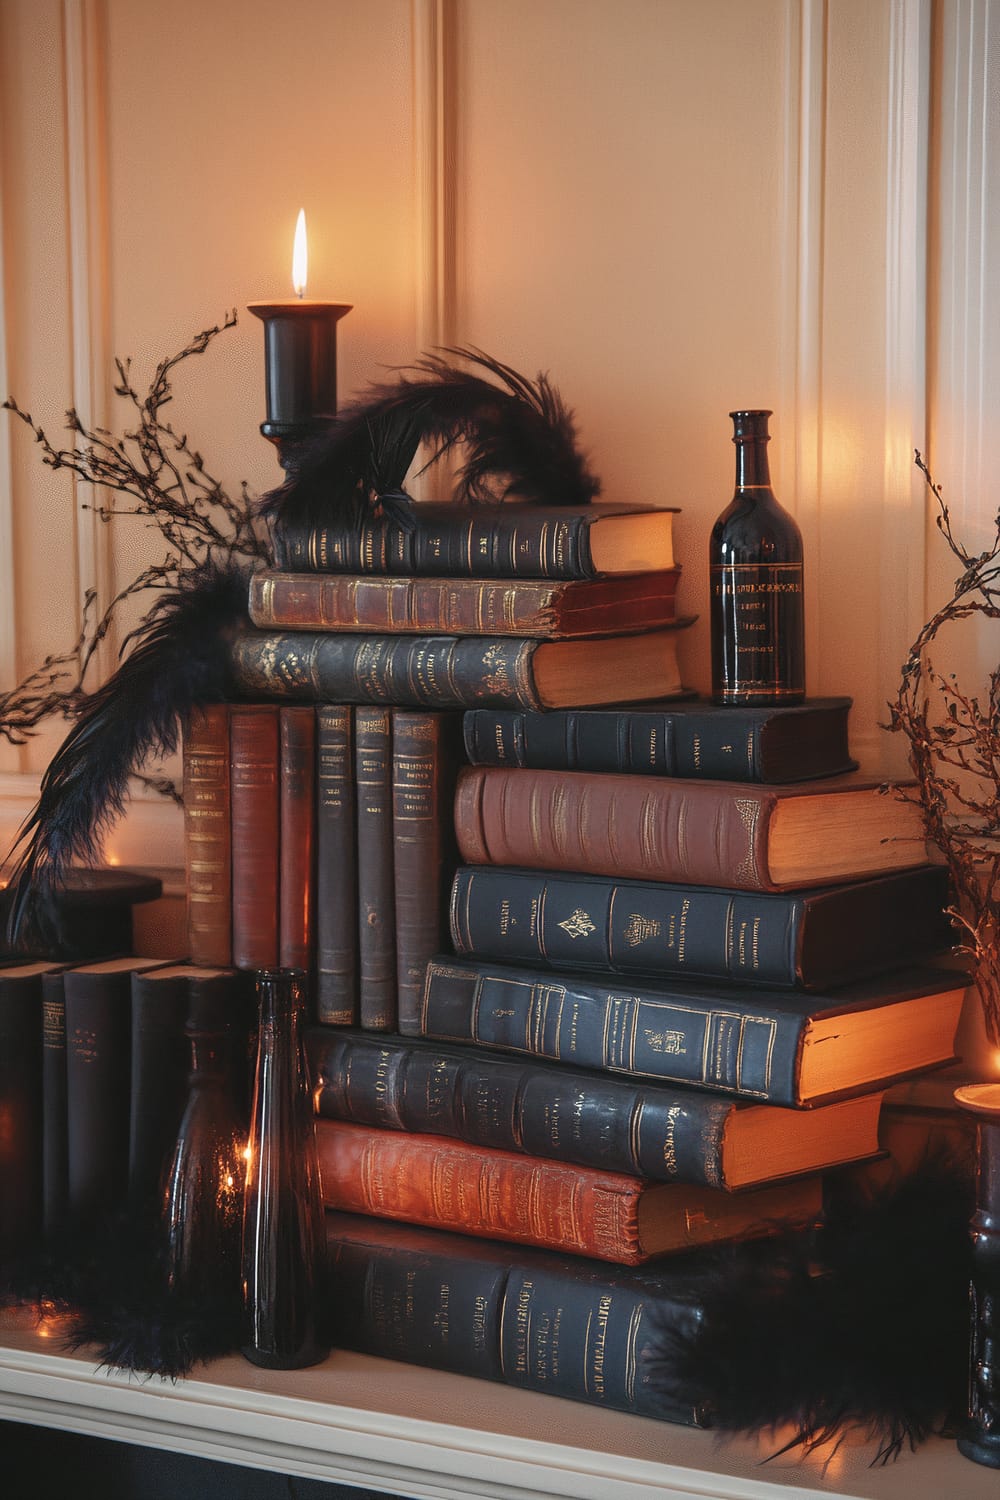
[230,704,280,971]
[182,703,232,966]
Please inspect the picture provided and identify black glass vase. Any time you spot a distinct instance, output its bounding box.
[241,968,328,1369]
[161,982,247,1303]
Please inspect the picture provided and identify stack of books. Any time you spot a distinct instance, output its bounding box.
[183,500,695,1033]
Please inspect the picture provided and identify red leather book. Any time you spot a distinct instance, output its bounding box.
[278,706,316,973]
[229,704,280,971]
[314,1118,822,1264]
[182,703,232,966]
[453,767,929,892]
[248,568,683,637]
[316,706,357,1025]
[391,710,462,1035]
[355,709,396,1030]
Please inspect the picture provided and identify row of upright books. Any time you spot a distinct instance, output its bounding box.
[172,497,966,1424]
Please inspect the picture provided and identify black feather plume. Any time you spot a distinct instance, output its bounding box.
[648,1157,974,1463]
[4,559,250,946]
[258,347,601,537]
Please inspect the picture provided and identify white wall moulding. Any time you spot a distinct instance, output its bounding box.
[61,0,115,673]
[0,1323,997,1500]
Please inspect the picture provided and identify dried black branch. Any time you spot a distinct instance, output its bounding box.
[885,452,1000,1041]
[1,315,266,750]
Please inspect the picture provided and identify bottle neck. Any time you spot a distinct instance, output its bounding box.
[734,437,772,491]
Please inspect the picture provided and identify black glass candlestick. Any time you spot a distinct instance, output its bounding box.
[955,1083,1000,1467]
[247,299,351,466]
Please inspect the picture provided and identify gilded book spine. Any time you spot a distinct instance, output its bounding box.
[316,706,357,1025]
[355,710,396,1031]
[316,1120,644,1262]
[183,704,232,966]
[228,632,544,711]
[41,972,68,1234]
[279,706,317,972]
[230,705,280,971]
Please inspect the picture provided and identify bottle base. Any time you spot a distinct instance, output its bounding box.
[240,1341,330,1371]
[711,691,806,707]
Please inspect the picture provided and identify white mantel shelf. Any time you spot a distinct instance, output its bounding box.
[0,1319,994,1500]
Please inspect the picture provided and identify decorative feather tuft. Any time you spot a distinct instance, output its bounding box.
[4,559,250,947]
[258,346,601,536]
[648,1157,974,1464]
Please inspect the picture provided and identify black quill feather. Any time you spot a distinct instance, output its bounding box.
[648,1157,974,1464]
[258,347,601,537]
[4,560,250,946]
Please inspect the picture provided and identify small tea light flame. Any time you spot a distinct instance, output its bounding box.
[292,209,308,299]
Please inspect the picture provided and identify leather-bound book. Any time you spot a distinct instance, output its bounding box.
[229,704,280,971]
[278,706,316,973]
[182,703,232,967]
[248,568,684,638]
[41,968,69,1235]
[448,864,954,990]
[391,710,462,1035]
[462,696,856,781]
[315,705,357,1025]
[327,1210,711,1423]
[0,961,61,1258]
[419,958,967,1107]
[453,767,929,891]
[63,956,169,1222]
[228,626,688,711]
[355,709,396,1031]
[307,1029,884,1189]
[315,1119,821,1264]
[272,501,677,579]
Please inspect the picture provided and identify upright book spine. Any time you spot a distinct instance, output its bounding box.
[128,971,191,1205]
[279,706,317,972]
[308,1028,735,1185]
[183,703,232,966]
[64,969,145,1219]
[355,709,396,1030]
[316,706,358,1025]
[41,970,68,1236]
[420,958,803,1104]
[275,510,595,578]
[0,969,47,1257]
[229,632,546,710]
[391,711,460,1035]
[327,1213,706,1424]
[229,704,280,971]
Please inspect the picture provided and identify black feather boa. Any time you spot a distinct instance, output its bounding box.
[648,1157,974,1463]
[258,347,602,536]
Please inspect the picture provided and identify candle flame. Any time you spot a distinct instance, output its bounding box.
[292,209,308,298]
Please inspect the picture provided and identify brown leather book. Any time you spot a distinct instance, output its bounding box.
[355,708,396,1030]
[182,703,232,966]
[454,767,929,892]
[314,1119,822,1264]
[316,706,358,1025]
[391,710,462,1035]
[230,704,280,971]
[278,706,316,973]
[248,569,684,638]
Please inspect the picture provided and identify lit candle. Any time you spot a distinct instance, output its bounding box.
[248,210,352,457]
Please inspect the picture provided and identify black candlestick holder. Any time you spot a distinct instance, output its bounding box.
[955,1083,1000,1467]
[247,299,351,468]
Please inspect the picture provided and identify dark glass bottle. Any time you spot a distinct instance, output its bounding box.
[241,968,328,1370]
[710,410,805,705]
[161,986,247,1302]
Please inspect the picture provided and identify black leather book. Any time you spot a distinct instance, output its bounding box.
[326,1210,706,1424]
[307,1027,883,1189]
[128,966,198,1206]
[0,962,60,1259]
[449,864,953,990]
[41,968,69,1236]
[462,697,857,782]
[355,709,396,1031]
[316,705,358,1025]
[420,957,967,1107]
